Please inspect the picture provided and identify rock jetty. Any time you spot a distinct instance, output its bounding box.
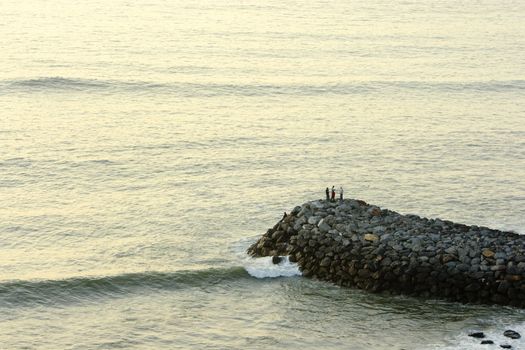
[247,199,525,308]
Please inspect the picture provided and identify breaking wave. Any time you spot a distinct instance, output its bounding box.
[243,256,302,278]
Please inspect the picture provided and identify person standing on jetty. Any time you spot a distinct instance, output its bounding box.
[331,186,336,202]
[325,187,330,201]
[339,186,344,201]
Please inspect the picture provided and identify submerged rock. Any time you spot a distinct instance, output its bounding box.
[247,198,525,308]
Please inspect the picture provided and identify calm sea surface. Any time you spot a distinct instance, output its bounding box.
[1,1,525,349]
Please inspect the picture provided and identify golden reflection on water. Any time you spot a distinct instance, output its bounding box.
[0,1,524,348]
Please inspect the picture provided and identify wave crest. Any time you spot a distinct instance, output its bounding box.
[243,256,302,279]
[10,77,109,90]
[0,267,248,307]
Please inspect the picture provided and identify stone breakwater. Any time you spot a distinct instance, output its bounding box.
[247,199,525,308]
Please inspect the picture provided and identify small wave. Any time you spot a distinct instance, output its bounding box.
[0,267,249,308]
[0,157,32,168]
[243,256,302,278]
[9,77,110,91]
[2,77,524,96]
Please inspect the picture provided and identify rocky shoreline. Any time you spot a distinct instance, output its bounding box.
[247,199,525,308]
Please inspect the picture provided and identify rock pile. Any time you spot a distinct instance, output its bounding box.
[468,329,521,348]
[247,199,525,307]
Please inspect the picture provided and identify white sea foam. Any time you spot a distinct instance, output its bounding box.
[426,322,525,350]
[243,256,302,279]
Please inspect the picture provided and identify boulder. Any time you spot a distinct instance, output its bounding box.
[369,207,382,216]
[482,249,496,258]
[364,233,379,243]
[503,330,521,339]
[320,257,331,267]
[308,216,321,225]
[318,219,331,233]
[469,332,485,338]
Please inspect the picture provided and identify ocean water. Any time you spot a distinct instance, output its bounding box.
[1,0,525,349]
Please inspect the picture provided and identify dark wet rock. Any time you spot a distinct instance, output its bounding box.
[272,256,282,264]
[481,340,494,344]
[468,332,485,338]
[500,345,512,349]
[246,198,525,308]
[465,283,481,292]
[503,330,521,339]
[320,257,331,267]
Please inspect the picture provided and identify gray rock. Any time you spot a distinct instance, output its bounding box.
[445,246,457,255]
[491,265,506,271]
[430,233,441,241]
[393,244,403,251]
[334,223,346,232]
[457,264,470,272]
[318,219,331,233]
[308,216,321,225]
[320,257,331,267]
[297,207,311,218]
[380,234,391,242]
[495,252,507,259]
[418,256,429,263]
[410,237,423,252]
[311,200,325,209]
[373,225,387,234]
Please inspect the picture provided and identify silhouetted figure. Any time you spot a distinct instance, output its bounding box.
[325,187,330,201]
[331,186,336,202]
[340,186,344,201]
